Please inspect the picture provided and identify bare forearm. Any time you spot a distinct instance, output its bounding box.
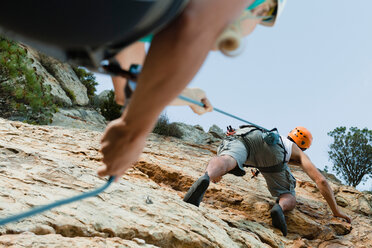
[294,147,341,215]
[291,143,351,223]
[170,88,202,106]
[316,180,340,214]
[122,0,251,133]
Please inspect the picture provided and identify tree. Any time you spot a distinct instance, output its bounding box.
[99,90,122,121]
[0,37,57,124]
[72,66,98,102]
[328,127,372,187]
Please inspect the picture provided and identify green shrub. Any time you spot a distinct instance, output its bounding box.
[152,114,183,138]
[64,88,76,102]
[73,66,98,102]
[0,37,57,124]
[99,90,122,121]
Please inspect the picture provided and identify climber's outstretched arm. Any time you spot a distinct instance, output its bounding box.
[99,0,252,179]
[290,146,351,223]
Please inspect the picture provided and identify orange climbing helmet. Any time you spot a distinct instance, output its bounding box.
[288,127,313,151]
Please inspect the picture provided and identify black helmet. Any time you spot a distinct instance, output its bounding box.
[0,0,187,70]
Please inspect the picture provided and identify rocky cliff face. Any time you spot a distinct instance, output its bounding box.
[0,118,371,248]
[26,47,89,107]
[1,43,107,129]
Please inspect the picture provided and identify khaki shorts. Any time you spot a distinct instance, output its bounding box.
[217,137,296,197]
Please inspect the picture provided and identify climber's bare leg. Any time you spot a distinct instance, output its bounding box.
[206,155,237,183]
[112,42,146,105]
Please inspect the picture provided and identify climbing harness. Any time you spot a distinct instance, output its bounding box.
[237,125,288,174]
[0,176,115,226]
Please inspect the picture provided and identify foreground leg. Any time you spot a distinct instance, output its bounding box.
[183,155,236,206]
[206,155,237,182]
[270,193,296,236]
[112,42,146,105]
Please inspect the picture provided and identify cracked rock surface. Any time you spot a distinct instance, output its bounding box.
[0,118,371,247]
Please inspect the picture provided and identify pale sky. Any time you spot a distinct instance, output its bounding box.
[95,0,372,191]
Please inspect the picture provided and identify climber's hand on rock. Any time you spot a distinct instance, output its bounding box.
[334,209,352,223]
[98,118,146,180]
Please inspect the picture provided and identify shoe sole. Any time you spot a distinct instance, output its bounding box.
[270,205,287,236]
[183,177,210,207]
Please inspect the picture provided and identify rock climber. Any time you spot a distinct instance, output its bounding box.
[183,126,352,236]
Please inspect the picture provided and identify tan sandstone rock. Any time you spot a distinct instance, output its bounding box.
[0,118,371,248]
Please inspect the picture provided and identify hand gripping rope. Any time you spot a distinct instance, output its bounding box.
[0,176,115,226]
[178,95,269,131]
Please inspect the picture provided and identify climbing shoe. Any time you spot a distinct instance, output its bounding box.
[270,203,288,236]
[183,173,210,207]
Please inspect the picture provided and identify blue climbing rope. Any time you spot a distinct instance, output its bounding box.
[177,95,269,131]
[0,176,115,226]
